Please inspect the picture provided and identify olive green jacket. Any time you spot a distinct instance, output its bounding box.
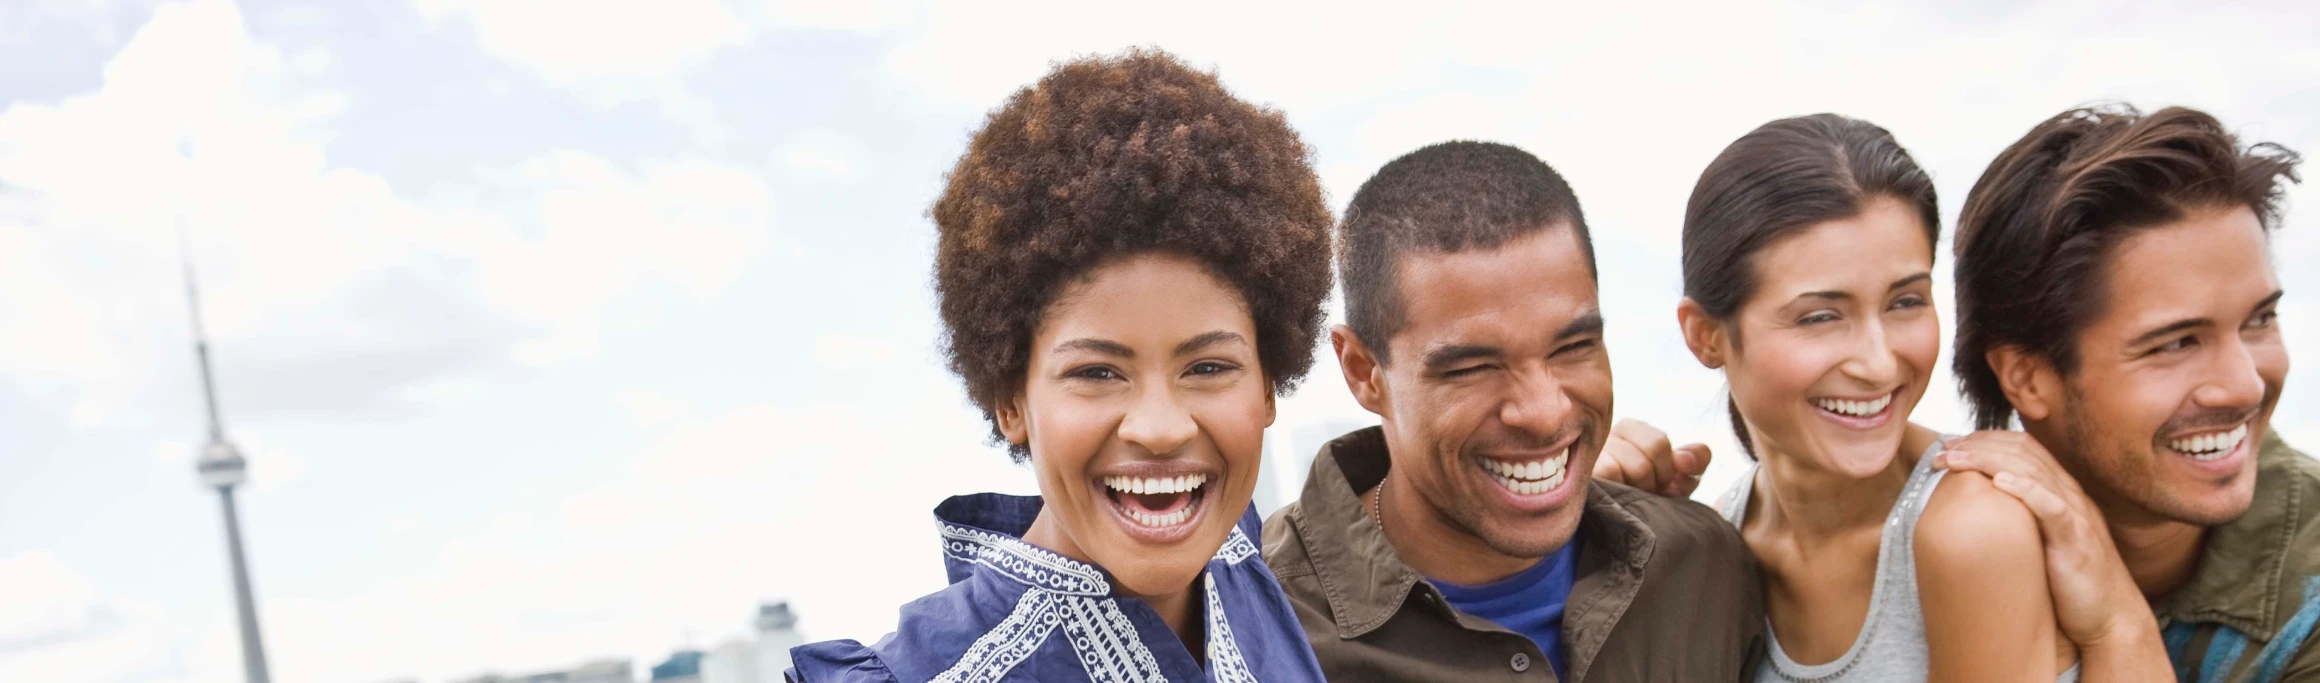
[1260,426,1764,682]
[2159,431,2320,681]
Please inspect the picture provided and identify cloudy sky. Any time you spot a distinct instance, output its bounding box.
[2,1,2316,681]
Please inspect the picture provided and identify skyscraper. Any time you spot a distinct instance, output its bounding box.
[184,252,273,683]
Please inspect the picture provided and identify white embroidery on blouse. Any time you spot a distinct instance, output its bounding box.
[929,588,1064,683]
[1204,572,1259,683]
[939,522,1109,596]
[1212,527,1258,565]
[1061,596,1168,683]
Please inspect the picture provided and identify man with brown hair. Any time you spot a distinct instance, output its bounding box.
[1938,104,2317,681]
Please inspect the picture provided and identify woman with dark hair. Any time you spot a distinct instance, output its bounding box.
[1676,114,2083,681]
[784,48,1331,683]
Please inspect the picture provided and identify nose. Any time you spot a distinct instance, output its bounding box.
[1117,383,1198,456]
[2197,335,2269,412]
[1841,318,1902,388]
[1499,364,1575,439]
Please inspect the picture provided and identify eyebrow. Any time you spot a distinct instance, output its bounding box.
[2127,318,2213,348]
[1557,310,1606,342]
[1052,338,1135,358]
[1794,273,1932,302]
[1173,330,1248,357]
[2123,289,2287,348]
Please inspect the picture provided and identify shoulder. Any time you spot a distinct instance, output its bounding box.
[1914,470,2044,581]
[1596,479,1748,556]
[787,640,902,683]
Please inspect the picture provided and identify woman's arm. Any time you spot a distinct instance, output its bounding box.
[1916,471,2076,682]
[1938,432,2172,680]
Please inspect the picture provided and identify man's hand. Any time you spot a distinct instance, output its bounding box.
[1592,419,1711,498]
[1936,430,2167,676]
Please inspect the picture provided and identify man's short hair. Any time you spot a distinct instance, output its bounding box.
[1338,141,1594,363]
[1952,104,2301,429]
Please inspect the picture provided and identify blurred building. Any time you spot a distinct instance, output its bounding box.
[702,602,807,683]
[651,649,704,682]
[451,658,633,683]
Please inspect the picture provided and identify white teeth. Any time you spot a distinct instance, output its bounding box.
[2170,424,2248,460]
[1488,466,1566,495]
[1103,473,1209,495]
[1480,447,1570,485]
[1125,506,1193,527]
[1815,394,1893,417]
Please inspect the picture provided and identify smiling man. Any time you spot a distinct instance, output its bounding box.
[1260,141,1763,682]
[1944,105,2318,681]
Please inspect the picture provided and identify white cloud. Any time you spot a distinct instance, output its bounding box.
[616,389,688,428]
[410,0,748,88]
[0,0,779,422]
[775,128,873,185]
[0,551,180,683]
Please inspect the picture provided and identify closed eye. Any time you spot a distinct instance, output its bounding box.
[2153,336,2199,355]
[1552,338,1597,358]
[1799,311,1841,325]
[1441,365,1492,378]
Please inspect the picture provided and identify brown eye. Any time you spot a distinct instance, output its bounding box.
[1070,366,1124,381]
[1186,361,1234,376]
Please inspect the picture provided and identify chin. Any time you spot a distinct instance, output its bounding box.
[1819,440,1903,479]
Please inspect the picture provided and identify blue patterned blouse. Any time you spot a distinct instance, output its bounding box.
[787,493,1326,683]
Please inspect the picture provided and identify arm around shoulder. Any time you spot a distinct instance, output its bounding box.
[1916,471,2074,683]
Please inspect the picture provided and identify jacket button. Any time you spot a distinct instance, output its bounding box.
[1510,652,1531,672]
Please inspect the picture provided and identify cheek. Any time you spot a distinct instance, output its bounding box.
[2251,337,2291,388]
[1895,319,1942,381]
[1023,387,1113,480]
[1734,343,1836,407]
[1190,386,1271,463]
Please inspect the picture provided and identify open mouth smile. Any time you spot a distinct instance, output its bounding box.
[1811,389,1899,428]
[2165,423,2250,462]
[1476,445,1572,497]
[1099,472,1212,542]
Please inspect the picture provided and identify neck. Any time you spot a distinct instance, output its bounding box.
[1752,424,1937,542]
[2101,499,2209,600]
[1376,467,1545,585]
[1022,508,1206,655]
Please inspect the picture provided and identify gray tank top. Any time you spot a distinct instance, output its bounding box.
[1718,439,2080,682]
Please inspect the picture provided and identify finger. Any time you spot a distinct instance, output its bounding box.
[1675,443,1711,476]
[1992,471,2089,549]
[1668,471,1703,498]
[1592,446,1645,488]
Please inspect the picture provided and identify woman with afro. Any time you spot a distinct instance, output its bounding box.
[786,48,1333,683]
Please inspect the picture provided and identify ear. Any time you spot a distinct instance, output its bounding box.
[1331,324,1391,417]
[994,392,1031,446]
[1676,298,1730,369]
[1261,387,1279,429]
[1987,344,2064,422]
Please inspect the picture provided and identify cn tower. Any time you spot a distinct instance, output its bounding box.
[183,250,274,683]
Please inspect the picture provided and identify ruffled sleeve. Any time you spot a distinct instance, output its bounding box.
[785,639,901,683]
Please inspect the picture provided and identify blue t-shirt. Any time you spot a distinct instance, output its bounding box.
[1429,536,1583,680]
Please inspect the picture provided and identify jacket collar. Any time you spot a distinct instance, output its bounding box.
[1289,426,1657,640]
